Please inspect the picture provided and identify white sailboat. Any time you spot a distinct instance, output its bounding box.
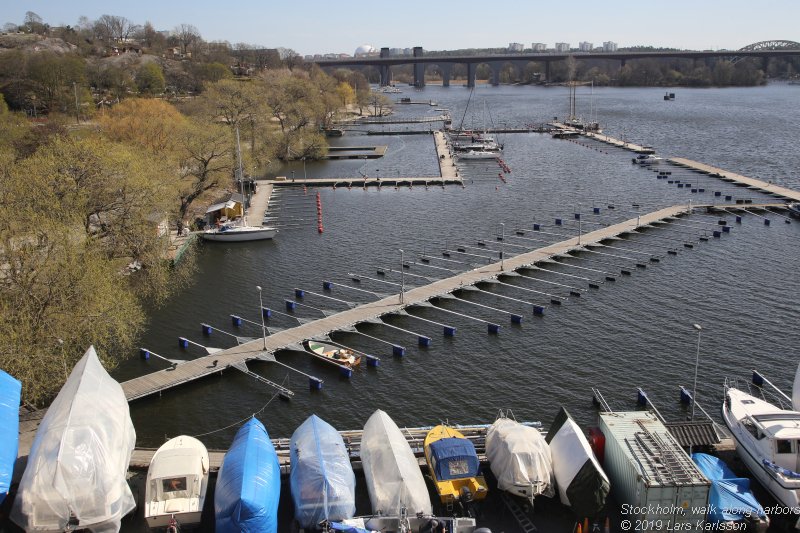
[203,127,277,242]
[722,364,800,520]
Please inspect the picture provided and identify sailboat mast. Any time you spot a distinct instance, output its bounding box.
[235,126,246,226]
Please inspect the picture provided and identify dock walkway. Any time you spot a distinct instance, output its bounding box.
[121,204,691,401]
[669,157,800,202]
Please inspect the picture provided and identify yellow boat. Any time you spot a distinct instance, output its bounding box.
[423,425,488,507]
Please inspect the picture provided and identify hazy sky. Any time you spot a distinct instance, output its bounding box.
[7,0,798,56]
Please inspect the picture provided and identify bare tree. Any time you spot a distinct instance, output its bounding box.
[173,24,201,55]
[94,14,138,42]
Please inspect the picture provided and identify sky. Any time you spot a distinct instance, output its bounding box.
[6,0,799,56]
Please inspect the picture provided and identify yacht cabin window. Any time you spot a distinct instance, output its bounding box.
[776,439,794,454]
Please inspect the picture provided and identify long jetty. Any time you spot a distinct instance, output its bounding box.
[121,204,693,402]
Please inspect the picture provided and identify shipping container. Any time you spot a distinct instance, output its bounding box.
[598,412,710,527]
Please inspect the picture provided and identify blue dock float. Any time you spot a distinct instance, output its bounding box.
[309,377,323,390]
[679,385,693,405]
[230,315,243,327]
[285,300,297,311]
[179,337,189,349]
[140,348,150,359]
[392,345,406,357]
[202,323,213,336]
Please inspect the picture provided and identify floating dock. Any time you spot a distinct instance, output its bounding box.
[121,204,699,402]
[669,157,800,202]
[322,146,388,159]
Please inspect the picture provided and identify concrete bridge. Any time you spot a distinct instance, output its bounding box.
[314,41,800,88]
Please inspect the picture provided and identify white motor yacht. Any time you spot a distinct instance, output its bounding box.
[632,154,663,165]
[722,376,800,516]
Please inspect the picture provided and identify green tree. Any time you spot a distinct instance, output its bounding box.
[136,62,166,95]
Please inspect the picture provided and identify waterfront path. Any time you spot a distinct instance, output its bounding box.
[121,204,694,402]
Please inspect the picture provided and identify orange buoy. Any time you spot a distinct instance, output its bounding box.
[576,523,582,533]
[584,518,589,533]
[603,518,610,533]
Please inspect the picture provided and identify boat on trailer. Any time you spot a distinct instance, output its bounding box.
[722,366,800,526]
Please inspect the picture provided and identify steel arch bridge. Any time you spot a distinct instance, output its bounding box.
[733,40,800,63]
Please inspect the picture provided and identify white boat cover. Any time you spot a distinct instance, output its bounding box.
[792,362,800,411]
[11,346,136,532]
[545,408,609,518]
[360,410,432,517]
[486,418,555,498]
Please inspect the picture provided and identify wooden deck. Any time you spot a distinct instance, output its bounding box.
[121,204,693,402]
[669,157,800,202]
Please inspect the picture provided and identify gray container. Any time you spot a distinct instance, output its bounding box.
[598,412,710,527]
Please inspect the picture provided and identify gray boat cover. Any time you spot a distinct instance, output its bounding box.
[360,410,432,516]
[486,418,555,498]
[11,346,136,532]
[545,407,609,518]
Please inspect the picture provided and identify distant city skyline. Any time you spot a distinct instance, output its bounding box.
[6,0,798,56]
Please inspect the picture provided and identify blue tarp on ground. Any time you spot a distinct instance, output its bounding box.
[692,453,766,522]
[215,418,281,533]
[429,437,480,481]
[0,370,21,505]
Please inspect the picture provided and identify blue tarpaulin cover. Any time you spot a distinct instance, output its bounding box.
[0,370,21,505]
[429,437,480,481]
[215,418,280,533]
[692,453,765,522]
[290,415,356,528]
[329,521,374,533]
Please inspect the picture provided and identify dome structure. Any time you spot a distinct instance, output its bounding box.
[354,44,375,56]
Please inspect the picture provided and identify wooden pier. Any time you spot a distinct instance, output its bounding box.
[322,145,388,160]
[121,204,696,402]
[669,157,800,202]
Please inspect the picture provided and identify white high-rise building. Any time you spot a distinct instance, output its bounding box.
[531,43,547,52]
[603,41,618,52]
[554,42,570,52]
[579,41,593,52]
[508,42,524,52]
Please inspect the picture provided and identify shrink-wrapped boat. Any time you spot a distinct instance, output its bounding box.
[215,418,281,533]
[11,346,136,532]
[485,417,554,503]
[360,409,432,517]
[0,369,21,506]
[544,407,609,518]
[290,415,356,529]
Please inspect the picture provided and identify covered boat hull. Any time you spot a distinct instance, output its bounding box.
[486,418,554,502]
[10,347,136,532]
[290,415,356,528]
[0,370,21,506]
[545,408,609,518]
[424,425,487,506]
[215,418,280,533]
[361,410,432,517]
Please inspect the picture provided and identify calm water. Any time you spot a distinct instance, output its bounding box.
[116,84,800,453]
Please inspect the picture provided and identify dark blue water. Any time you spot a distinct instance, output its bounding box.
[117,84,800,450]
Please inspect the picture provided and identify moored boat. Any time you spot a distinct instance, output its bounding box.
[11,346,137,532]
[215,418,280,533]
[361,410,432,519]
[545,407,609,519]
[290,415,356,529]
[632,154,663,165]
[423,425,487,514]
[787,202,800,219]
[202,224,277,242]
[692,452,769,531]
[485,416,555,505]
[0,370,21,506]
[304,340,361,368]
[722,371,800,515]
[455,150,499,161]
[144,435,210,530]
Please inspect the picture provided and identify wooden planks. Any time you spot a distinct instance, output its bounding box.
[669,157,800,202]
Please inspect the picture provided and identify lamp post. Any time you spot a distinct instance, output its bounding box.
[257,286,267,349]
[500,223,505,271]
[691,323,702,421]
[399,249,405,304]
[302,157,307,180]
[291,170,295,182]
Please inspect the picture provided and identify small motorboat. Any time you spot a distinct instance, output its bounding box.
[304,340,361,368]
[11,346,137,532]
[545,407,609,519]
[290,415,356,529]
[485,416,555,505]
[692,453,769,531]
[361,410,432,519]
[787,202,800,219]
[215,418,280,533]
[144,435,210,530]
[202,224,277,242]
[632,154,663,165]
[423,425,487,514]
[0,370,21,506]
